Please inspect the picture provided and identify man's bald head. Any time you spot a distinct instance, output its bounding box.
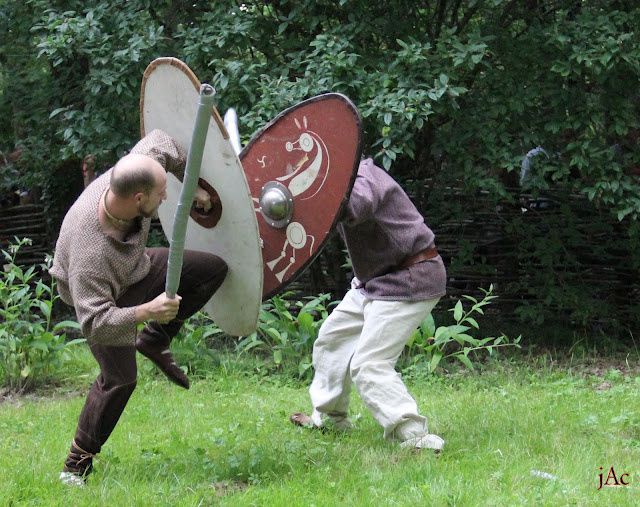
[110,154,165,198]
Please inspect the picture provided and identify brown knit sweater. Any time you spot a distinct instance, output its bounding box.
[49,130,186,346]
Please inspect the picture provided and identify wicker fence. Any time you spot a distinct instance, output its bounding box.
[3,185,639,337]
[291,184,640,336]
[0,204,49,267]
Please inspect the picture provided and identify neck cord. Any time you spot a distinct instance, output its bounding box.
[102,189,134,230]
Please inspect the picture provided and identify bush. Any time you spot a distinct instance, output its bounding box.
[228,288,520,381]
[402,285,521,375]
[168,312,225,379]
[0,238,82,392]
[235,293,332,380]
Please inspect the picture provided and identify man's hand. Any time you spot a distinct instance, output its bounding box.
[193,185,212,213]
[135,292,182,324]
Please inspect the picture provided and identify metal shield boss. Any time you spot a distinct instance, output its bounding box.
[140,57,263,336]
[240,94,362,298]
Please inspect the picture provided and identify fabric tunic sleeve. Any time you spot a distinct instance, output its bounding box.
[67,269,138,346]
[130,129,187,180]
[342,171,381,227]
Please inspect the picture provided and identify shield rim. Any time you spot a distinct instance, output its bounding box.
[240,93,363,300]
[139,57,229,141]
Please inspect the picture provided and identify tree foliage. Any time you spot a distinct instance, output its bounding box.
[2,0,638,214]
[1,0,639,333]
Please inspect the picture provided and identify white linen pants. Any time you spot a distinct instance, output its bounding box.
[309,288,439,440]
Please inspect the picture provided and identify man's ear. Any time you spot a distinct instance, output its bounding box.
[133,192,146,204]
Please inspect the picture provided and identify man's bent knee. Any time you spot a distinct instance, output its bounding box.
[202,256,228,294]
[350,360,390,385]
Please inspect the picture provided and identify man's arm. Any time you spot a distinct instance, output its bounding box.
[130,129,187,180]
[134,292,182,324]
[342,172,379,226]
[68,272,138,344]
[132,129,212,211]
[69,272,181,345]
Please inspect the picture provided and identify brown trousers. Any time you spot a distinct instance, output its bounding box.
[68,248,227,461]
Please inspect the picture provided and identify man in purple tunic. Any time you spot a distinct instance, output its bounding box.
[291,158,447,451]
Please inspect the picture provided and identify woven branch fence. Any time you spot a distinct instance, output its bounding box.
[2,183,639,338]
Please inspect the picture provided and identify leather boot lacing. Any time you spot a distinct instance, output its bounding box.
[69,440,95,470]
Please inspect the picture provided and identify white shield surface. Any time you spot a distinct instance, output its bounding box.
[140,57,262,336]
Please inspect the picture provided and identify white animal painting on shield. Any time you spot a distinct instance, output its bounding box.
[262,115,330,281]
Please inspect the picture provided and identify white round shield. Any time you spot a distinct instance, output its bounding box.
[140,57,263,336]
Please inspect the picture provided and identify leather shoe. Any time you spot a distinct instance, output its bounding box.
[135,337,190,389]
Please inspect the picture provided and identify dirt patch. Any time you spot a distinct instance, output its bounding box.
[211,480,249,497]
[594,381,613,391]
[580,360,639,378]
[529,350,640,377]
[0,385,86,405]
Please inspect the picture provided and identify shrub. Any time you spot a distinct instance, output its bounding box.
[0,238,82,392]
[173,288,519,383]
[168,312,225,378]
[235,293,332,380]
[403,285,521,375]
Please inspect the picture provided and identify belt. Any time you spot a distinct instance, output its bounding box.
[355,246,440,290]
[398,246,439,269]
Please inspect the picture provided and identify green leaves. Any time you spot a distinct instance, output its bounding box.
[0,238,83,392]
[4,0,638,214]
[52,320,81,332]
[403,285,520,374]
[453,300,463,322]
[234,292,331,380]
[2,1,640,338]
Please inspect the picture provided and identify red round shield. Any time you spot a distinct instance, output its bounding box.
[240,94,362,299]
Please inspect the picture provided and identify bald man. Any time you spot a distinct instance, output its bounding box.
[50,129,228,485]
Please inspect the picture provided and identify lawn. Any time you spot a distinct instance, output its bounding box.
[0,351,638,506]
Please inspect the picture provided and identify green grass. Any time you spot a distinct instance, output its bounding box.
[1,350,638,506]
